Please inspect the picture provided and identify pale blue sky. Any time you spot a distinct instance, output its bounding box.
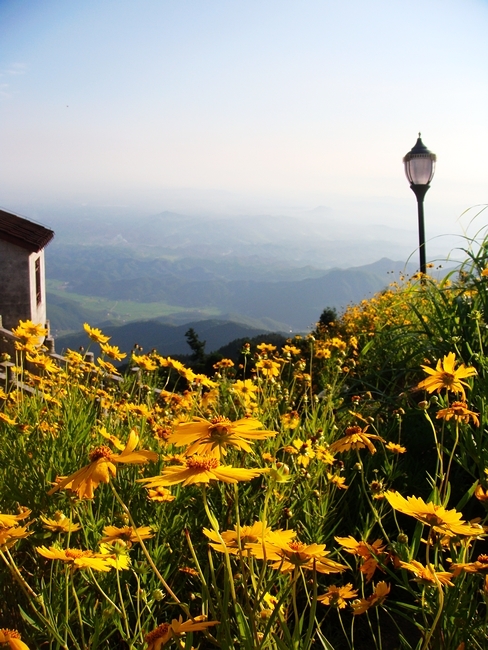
[0,0,487,244]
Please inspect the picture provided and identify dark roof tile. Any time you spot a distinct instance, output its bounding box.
[0,209,54,252]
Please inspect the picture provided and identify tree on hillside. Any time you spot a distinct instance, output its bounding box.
[185,327,206,364]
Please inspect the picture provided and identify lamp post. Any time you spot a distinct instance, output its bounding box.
[403,134,436,275]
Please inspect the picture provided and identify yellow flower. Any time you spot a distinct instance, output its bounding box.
[436,401,480,426]
[385,442,406,454]
[232,379,258,405]
[167,415,276,458]
[36,546,114,572]
[40,512,81,534]
[451,554,488,576]
[0,628,30,650]
[132,354,158,371]
[139,455,268,487]
[474,485,488,502]
[417,352,477,399]
[256,343,277,354]
[100,343,127,361]
[48,430,158,499]
[398,559,454,586]
[0,525,32,550]
[384,491,485,537]
[203,521,294,555]
[351,581,390,615]
[0,509,31,528]
[83,323,110,344]
[335,536,386,582]
[481,268,488,277]
[99,542,131,570]
[248,531,347,574]
[0,413,17,426]
[12,319,47,346]
[329,426,384,455]
[327,473,348,490]
[101,525,154,546]
[145,617,218,650]
[255,358,281,378]
[146,486,176,502]
[25,352,60,374]
[317,583,358,608]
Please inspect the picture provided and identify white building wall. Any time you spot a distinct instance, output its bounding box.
[0,239,46,330]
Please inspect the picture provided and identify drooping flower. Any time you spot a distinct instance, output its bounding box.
[36,546,114,572]
[351,581,390,615]
[436,401,480,426]
[0,628,30,650]
[384,491,485,537]
[248,531,347,574]
[101,525,154,546]
[203,521,295,555]
[167,415,276,458]
[48,430,158,499]
[0,509,31,528]
[0,525,32,550]
[398,559,454,586]
[132,354,158,371]
[335,536,386,582]
[385,442,407,454]
[417,352,477,399]
[145,617,218,650]
[329,426,384,455]
[317,583,358,609]
[451,554,488,576]
[100,343,127,361]
[83,323,110,344]
[138,455,268,488]
[40,512,81,534]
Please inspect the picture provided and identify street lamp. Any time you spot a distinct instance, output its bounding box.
[403,134,436,275]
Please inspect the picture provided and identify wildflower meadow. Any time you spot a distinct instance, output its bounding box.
[2,236,488,649]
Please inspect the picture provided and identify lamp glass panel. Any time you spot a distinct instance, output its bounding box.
[405,157,435,185]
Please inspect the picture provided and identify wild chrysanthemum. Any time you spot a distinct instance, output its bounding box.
[398,559,454,586]
[83,323,110,344]
[417,352,477,399]
[0,628,30,650]
[335,536,386,582]
[385,491,485,537]
[451,554,488,576]
[40,512,81,534]
[101,525,154,546]
[249,531,347,574]
[48,430,158,499]
[351,581,390,615]
[138,455,268,487]
[36,546,114,572]
[203,521,294,555]
[385,442,407,454]
[167,415,276,458]
[100,343,127,361]
[330,426,384,455]
[436,401,480,426]
[318,584,358,608]
[145,617,218,650]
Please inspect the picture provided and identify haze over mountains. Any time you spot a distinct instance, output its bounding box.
[39,204,424,352]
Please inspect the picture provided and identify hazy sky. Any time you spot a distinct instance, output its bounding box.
[0,0,487,243]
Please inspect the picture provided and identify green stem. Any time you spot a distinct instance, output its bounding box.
[421,534,444,650]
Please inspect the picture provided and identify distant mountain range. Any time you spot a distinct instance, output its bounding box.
[54,318,283,358]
